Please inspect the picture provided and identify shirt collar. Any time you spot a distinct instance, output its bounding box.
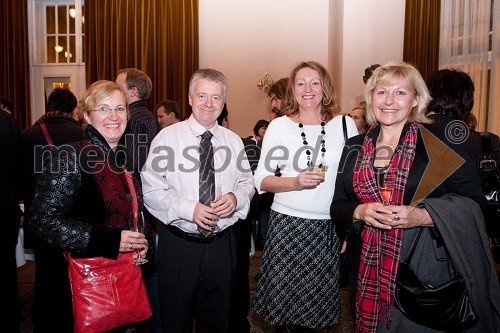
[187,115,221,141]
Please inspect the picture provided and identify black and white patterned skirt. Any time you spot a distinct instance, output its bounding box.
[252,210,341,329]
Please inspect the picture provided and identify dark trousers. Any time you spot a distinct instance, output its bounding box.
[157,225,237,333]
[229,219,252,333]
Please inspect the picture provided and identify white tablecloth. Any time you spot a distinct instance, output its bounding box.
[16,203,34,267]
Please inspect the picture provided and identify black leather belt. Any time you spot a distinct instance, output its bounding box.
[165,225,230,244]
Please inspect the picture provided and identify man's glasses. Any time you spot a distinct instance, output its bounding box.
[90,106,127,115]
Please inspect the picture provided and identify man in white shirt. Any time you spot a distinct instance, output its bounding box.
[141,68,255,333]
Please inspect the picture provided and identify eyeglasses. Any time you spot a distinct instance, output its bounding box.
[90,106,127,115]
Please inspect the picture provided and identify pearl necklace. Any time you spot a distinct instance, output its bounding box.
[298,119,326,166]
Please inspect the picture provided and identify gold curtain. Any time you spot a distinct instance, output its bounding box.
[0,0,31,128]
[84,0,198,119]
[403,0,441,80]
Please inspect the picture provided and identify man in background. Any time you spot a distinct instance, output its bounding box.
[267,77,288,120]
[21,88,84,332]
[155,99,181,129]
[116,68,161,333]
[256,79,288,249]
[116,68,160,171]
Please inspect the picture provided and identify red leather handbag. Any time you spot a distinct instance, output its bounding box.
[66,252,152,333]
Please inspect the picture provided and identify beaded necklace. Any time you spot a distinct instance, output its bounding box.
[298,119,326,166]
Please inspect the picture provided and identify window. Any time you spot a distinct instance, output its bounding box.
[29,0,86,124]
[440,0,497,132]
[35,0,84,65]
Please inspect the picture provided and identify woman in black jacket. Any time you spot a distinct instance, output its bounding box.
[28,80,149,332]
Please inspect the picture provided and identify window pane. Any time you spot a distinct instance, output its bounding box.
[46,6,55,35]
[69,6,76,34]
[69,36,76,63]
[60,36,68,63]
[47,36,56,63]
[57,5,67,34]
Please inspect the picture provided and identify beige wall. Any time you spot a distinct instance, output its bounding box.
[199,0,405,137]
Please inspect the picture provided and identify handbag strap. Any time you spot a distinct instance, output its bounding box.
[342,114,348,143]
[124,172,138,215]
[404,227,424,265]
[40,123,55,147]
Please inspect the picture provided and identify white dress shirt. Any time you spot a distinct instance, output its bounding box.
[141,115,255,233]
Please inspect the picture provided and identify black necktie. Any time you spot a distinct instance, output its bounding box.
[199,130,214,206]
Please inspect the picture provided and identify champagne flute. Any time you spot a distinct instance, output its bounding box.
[209,185,222,233]
[129,211,148,265]
[377,168,393,206]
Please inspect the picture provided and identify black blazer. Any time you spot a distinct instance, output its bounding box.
[330,122,486,235]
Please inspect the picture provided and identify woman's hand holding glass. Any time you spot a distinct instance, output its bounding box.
[353,202,394,230]
[128,211,148,265]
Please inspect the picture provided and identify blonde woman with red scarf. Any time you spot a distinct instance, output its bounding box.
[331,61,500,333]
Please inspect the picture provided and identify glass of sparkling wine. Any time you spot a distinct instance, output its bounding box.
[309,164,327,179]
[209,185,222,233]
[377,171,393,206]
[129,211,148,265]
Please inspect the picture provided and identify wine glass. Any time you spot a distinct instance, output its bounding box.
[199,185,222,237]
[129,211,148,265]
[376,168,393,206]
[209,185,222,233]
[311,164,328,179]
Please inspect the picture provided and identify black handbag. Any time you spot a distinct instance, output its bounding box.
[479,133,500,262]
[394,228,478,331]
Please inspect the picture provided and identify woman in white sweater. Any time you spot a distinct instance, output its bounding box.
[252,61,358,333]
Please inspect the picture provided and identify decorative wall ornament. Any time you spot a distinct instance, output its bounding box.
[257,72,273,93]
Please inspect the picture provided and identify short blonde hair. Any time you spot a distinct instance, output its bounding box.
[364,61,431,125]
[80,80,127,118]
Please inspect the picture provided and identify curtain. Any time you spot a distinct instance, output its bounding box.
[440,0,492,133]
[403,0,441,80]
[84,0,198,119]
[490,0,500,134]
[0,0,31,128]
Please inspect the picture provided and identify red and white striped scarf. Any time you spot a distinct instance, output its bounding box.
[352,121,419,333]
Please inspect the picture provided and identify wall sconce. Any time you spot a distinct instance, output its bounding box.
[55,45,63,53]
[257,72,273,93]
